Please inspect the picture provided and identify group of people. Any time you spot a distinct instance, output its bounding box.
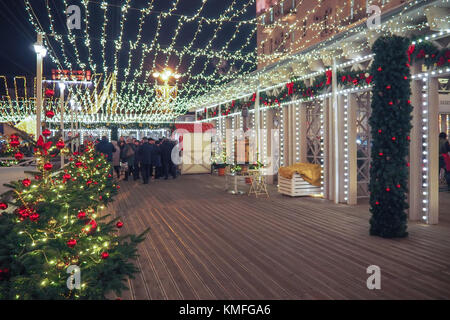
[95,135,178,184]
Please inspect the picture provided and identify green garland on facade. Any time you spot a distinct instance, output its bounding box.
[368,35,412,238]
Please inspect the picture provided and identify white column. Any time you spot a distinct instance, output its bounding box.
[408,63,422,221]
[347,93,358,205]
[255,89,261,162]
[428,76,439,224]
[332,59,340,203]
[299,103,307,163]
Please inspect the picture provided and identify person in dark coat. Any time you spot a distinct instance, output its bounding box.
[154,140,163,179]
[95,136,116,162]
[133,139,141,180]
[138,137,154,184]
[160,138,174,179]
[122,138,136,181]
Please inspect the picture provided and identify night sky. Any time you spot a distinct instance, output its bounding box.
[0,0,256,98]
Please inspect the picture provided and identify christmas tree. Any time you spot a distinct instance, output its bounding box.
[368,36,412,238]
[0,130,147,299]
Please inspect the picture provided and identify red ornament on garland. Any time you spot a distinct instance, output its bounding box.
[391,137,396,141]
[44,163,53,171]
[379,152,384,156]
[42,129,51,137]
[386,188,391,192]
[101,252,109,259]
[45,88,55,98]
[14,152,24,160]
[10,140,20,148]
[45,110,55,118]
[0,202,8,210]
[377,67,382,72]
[67,239,77,248]
[116,221,124,229]
[75,161,83,168]
[22,178,31,187]
[56,140,65,149]
[63,173,71,180]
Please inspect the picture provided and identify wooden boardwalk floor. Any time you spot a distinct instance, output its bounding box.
[109,174,450,300]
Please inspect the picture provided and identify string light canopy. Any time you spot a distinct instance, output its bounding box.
[3,0,447,125]
[21,0,259,124]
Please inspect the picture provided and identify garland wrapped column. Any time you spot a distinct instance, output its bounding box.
[368,36,412,238]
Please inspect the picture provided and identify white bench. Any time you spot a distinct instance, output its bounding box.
[278,173,321,197]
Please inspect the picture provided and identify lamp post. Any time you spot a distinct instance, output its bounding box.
[34,33,47,139]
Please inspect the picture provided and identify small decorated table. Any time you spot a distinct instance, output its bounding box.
[225,172,247,195]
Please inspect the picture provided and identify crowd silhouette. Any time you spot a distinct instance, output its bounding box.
[95,135,178,184]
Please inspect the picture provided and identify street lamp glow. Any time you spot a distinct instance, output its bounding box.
[34,44,47,57]
[161,73,169,81]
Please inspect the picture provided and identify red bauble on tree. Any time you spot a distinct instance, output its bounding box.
[44,163,53,171]
[29,212,40,222]
[77,211,87,219]
[22,179,31,187]
[0,202,8,210]
[101,252,109,259]
[56,140,65,149]
[116,221,124,229]
[67,239,77,248]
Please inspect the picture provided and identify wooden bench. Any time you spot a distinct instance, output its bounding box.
[278,173,321,197]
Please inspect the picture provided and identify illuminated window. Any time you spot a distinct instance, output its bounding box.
[280,2,284,15]
[291,0,296,10]
[269,7,274,23]
[261,14,265,25]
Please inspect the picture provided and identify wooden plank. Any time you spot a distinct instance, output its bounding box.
[108,174,450,300]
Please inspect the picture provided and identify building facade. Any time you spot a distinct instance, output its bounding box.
[257,0,409,69]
